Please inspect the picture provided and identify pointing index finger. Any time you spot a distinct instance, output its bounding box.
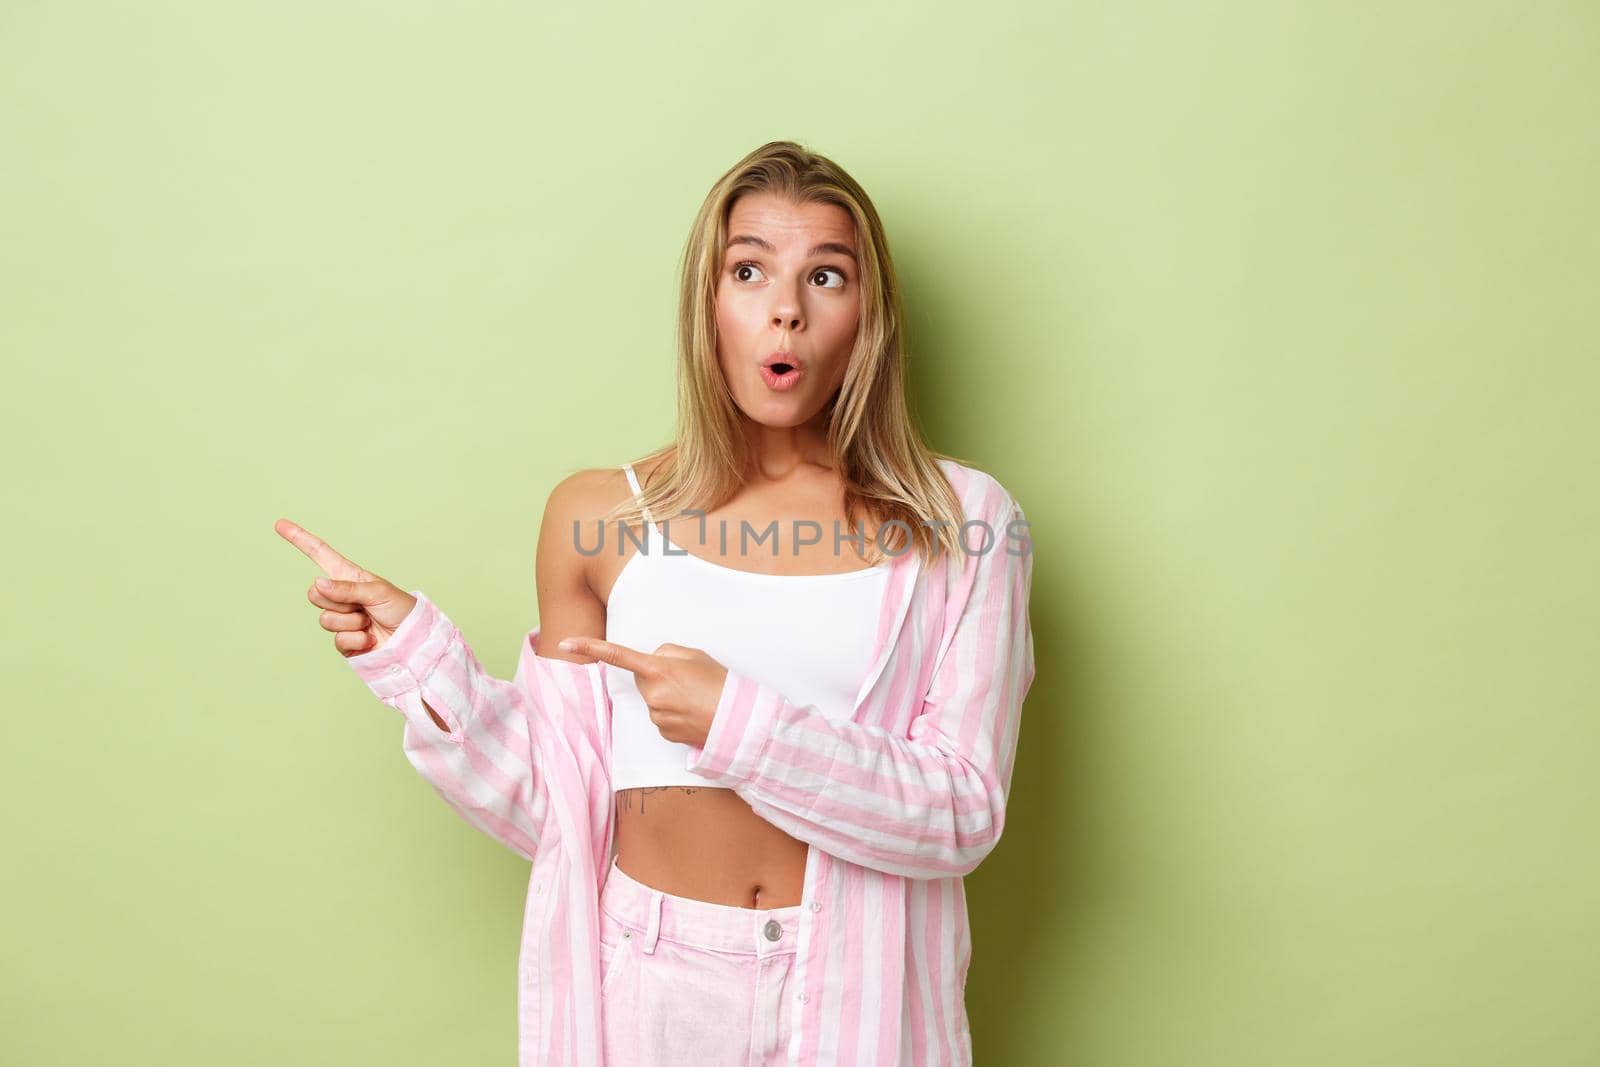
[558,636,657,677]
[274,518,367,580]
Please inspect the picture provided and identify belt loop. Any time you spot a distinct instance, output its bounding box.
[642,890,663,955]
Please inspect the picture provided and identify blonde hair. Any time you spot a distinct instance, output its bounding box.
[601,139,972,567]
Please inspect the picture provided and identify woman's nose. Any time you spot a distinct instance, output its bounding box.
[769,283,803,331]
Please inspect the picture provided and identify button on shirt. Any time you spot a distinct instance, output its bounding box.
[343,459,1037,1066]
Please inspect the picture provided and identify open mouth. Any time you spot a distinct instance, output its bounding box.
[759,361,803,391]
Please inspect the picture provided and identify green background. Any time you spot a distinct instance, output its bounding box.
[4,2,1595,1063]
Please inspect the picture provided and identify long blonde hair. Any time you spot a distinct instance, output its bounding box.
[601,140,972,567]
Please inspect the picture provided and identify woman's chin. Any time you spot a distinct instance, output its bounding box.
[738,394,818,428]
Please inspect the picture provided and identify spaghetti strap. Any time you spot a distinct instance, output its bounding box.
[621,463,654,523]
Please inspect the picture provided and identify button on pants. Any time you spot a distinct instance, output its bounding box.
[598,855,804,1066]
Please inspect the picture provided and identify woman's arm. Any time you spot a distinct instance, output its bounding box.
[343,594,548,861]
[341,474,610,862]
[684,492,1037,880]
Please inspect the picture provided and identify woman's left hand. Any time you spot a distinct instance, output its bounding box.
[556,636,728,749]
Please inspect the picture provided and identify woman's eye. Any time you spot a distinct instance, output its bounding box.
[729,261,848,289]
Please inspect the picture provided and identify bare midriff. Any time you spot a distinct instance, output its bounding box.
[612,786,810,908]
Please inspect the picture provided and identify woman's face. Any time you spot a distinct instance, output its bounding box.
[715,192,862,428]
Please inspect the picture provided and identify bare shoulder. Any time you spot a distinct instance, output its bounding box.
[537,467,639,582]
[544,466,628,519]
[534,466,636,656]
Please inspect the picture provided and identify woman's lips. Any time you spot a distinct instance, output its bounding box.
[759,362,803,391]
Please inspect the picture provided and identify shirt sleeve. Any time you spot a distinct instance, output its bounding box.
[682,498,1038,880]
[342,590,601,863]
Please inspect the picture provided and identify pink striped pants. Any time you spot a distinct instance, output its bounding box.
[598,856,804,1066]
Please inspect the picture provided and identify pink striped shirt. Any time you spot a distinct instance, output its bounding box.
[345,458,1036,1065]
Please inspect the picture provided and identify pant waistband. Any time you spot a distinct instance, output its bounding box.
[600,856,804,957]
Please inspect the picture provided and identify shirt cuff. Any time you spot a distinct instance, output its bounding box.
[342,590,453,701]
[683,668,784,785]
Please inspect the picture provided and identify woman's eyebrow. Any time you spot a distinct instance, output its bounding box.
[727,233,858,262]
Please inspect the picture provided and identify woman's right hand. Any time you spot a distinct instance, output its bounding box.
[275,518,418,658]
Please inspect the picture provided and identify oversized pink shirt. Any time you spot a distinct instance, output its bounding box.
[344,458,1037,1065]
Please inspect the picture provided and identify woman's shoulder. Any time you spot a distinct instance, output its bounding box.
[546,465,629,510]
[541,460,655,541]
[550,448,671,504]
[931,455,1024,520]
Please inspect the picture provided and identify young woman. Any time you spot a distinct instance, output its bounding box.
[277,141,1036,1067]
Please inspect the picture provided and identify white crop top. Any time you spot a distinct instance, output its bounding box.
[606,463,893,792]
